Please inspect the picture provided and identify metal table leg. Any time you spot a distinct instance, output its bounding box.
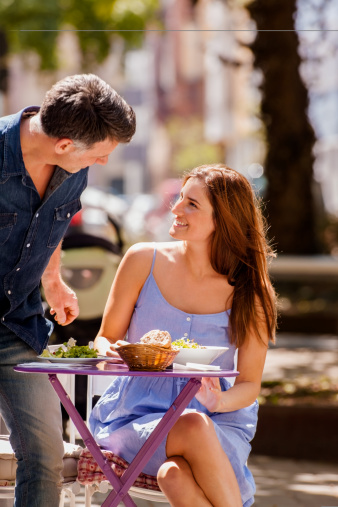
[49,374,201,507]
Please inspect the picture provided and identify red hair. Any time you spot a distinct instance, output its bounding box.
[183,164,277,347]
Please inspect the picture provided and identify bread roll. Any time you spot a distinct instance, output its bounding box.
[140,330,172,349]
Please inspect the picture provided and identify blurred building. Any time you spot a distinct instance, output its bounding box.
[196,0,264,174]
[100,46,157,195]
[146,0,265,187]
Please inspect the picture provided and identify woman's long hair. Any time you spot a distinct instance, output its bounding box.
[182,164,277,347]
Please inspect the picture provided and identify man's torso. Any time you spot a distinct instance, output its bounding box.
[0,107,88,352]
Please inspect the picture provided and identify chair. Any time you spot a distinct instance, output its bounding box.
[82,375,170,506]
[0,373,82,507]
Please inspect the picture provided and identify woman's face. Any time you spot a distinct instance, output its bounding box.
[169,178,215,243]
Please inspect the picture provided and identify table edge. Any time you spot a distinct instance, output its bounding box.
[14,364,239,377]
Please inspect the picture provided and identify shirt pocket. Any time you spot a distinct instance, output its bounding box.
[0,213,17,246]
[47,199,82,248]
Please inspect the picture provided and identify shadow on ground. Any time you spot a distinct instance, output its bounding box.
[250,455,338,507]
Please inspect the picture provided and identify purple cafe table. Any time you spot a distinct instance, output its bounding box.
[14,361,239,507]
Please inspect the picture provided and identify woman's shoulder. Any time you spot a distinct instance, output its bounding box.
[126,242,155,255]
[122,242,154,268]
[122,241,179,274]
[115,243,155,288]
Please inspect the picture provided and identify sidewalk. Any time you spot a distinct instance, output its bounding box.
[64,455,338,507]
[263,333,338,383]
[252,332,338,506]
[64,333,338,507]
[250,455,338,507]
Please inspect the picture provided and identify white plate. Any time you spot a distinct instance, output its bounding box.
[37,355,123,365]
[174,346,229,366]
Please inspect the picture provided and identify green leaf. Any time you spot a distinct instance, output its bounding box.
[0,0,160,69]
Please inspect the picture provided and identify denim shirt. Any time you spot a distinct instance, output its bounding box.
[0,107,88,353]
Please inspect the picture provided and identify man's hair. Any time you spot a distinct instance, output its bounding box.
[39,74,136,147]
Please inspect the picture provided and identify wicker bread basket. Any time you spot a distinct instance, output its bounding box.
[116,343,179,371]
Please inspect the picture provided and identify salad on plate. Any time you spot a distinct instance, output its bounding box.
[39,338,125,364]
[40,338,99,359]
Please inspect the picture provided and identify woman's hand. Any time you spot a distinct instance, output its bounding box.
[103,348,121,358]
[94,336,121,357]
[195,377,223,412]
[104,340,129,357]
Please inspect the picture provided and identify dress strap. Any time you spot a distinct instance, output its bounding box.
[150,243,157,274]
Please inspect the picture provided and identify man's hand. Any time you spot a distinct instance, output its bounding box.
[43,276,79,326]
[41,242,79,325]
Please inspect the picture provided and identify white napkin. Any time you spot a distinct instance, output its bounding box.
[173,363,220,371]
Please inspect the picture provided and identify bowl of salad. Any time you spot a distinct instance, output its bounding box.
[172,338,228,366]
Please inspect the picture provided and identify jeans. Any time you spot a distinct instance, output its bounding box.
[0,325,64,507]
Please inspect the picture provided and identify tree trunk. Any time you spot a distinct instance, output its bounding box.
[247,0,320,254]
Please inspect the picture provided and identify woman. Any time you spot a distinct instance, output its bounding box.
[91,164,277,507]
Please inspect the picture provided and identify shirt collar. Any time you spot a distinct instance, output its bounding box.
[2,106,40,177]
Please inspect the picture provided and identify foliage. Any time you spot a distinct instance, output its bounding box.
[259,377,338,407]
[0,0,160,70]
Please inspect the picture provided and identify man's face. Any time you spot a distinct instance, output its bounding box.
[57,138,119,173]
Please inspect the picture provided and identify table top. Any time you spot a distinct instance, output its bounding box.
[14,361,239,378]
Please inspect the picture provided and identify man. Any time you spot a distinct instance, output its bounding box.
[0,73,136,506]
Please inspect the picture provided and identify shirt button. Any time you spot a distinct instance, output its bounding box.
[184,333,188,337]
[8,291,11,295]
[36,213,39,218]
[26,243,31,248]
[67,213,71,218]
[16,268,20,271]
[2,317,4,322]
[186,317,191,321]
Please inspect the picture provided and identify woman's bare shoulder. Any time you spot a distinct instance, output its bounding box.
[114,243,154,288]
[123,242,155,265]
[123,241,180,271]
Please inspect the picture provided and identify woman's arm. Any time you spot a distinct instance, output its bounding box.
[195,306,269,412]
[94,243,154,356]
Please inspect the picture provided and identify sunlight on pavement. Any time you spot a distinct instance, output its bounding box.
[250,455,338,507]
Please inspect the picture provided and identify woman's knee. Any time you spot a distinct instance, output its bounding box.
[171,412,213,442]
[166,412,216,458]
[157,457,190,490]
[179,411,212,433]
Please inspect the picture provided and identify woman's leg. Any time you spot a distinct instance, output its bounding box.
[158,456,212,507]
[162,411,242,507]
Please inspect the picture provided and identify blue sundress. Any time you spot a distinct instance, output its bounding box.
[90,247,257,507]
